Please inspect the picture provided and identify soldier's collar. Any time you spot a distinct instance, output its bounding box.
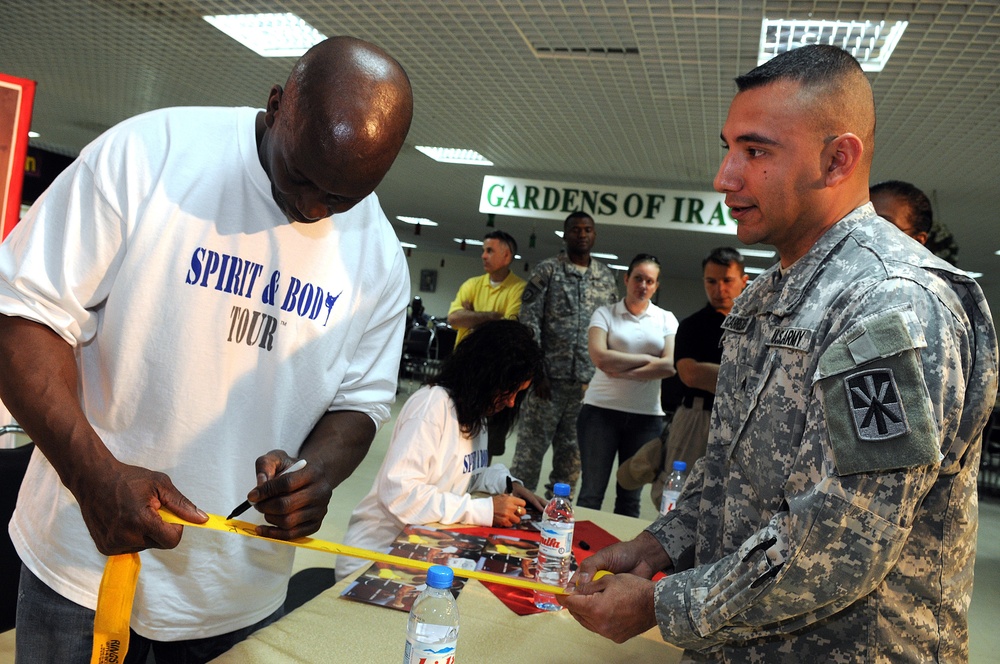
[770,204,876,317]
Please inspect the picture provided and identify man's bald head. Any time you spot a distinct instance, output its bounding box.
[285,36,413,185]
[257,36,413,223]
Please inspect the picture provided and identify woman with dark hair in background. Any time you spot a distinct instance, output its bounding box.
[337,319,548,578]
[576,253,678,517]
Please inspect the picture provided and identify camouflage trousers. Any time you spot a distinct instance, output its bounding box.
[510,379,584,496]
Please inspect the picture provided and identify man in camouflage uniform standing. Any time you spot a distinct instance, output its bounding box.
[510,211,618,497]
[561,45,998,663]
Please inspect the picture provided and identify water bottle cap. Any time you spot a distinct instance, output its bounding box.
[426,565,455,589]
[552,482,571,497]
[672,460,687,472]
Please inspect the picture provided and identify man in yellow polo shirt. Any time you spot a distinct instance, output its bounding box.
[448,230,526,459]
[447,230,525,346]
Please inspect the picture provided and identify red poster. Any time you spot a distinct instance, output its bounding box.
[0,73,37,241]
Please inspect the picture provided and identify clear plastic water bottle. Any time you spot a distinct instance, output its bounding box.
[533,482,574,611]
[659,460,688,516]
[403,565,459,664]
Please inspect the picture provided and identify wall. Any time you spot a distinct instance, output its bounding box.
[403,250,484,319]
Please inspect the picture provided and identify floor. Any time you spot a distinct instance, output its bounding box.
[2,385,999,661]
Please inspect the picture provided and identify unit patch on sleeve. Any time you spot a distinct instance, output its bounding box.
[521,274,546,304]
[816,308,939,476]
[844,368,908,441]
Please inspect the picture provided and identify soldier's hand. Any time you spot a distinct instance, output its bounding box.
[559,573,658,643]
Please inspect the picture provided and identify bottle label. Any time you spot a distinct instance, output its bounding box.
[660,489,681,515]
[539,520,573,557]
[403,638,457,664]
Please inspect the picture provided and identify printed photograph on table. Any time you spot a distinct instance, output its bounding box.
[390,525,486,565]
[479,534,539,577]
[341,525,487,612]
[340,569,428,611]
[477,533,578,581]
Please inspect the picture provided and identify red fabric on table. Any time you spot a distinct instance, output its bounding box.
[450,520,620,615]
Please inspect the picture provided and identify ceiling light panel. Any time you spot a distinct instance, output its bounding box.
[759,19,908,72]
[737,248,777,258]
[397,216,439,226]
[203,13,326,58]
[415,146,494,165]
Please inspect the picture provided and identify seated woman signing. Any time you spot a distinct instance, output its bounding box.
[336,319,547,579]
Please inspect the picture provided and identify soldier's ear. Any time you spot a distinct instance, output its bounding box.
[823,133,863,187]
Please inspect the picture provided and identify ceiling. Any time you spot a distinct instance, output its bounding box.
[3,0,999,310]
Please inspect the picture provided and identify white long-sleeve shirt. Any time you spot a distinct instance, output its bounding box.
[336,385,512,578]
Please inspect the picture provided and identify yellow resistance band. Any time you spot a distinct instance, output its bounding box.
[91,552,140,664]
[93,510,604,663]
[158,509,573,594]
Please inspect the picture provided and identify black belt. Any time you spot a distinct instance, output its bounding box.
[682,394,714,411]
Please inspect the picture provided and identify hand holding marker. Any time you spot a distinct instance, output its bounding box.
[226,458,308,520]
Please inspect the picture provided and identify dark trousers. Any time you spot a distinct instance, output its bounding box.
[576,404,664,517]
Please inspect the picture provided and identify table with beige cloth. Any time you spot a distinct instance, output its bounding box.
[210,506,682,663]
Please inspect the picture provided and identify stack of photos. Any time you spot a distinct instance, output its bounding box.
[340,525,487,612]
[478,534,540,578]
[341,523,580,614]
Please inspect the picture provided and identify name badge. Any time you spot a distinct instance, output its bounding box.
[766,326,813,352]
[722,314,751,334]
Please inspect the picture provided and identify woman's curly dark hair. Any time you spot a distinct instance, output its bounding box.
[430,319,548,438]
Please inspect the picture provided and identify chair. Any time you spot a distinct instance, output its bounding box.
[399,325,435,392]
[432,323,457,359]
[1,425,34,633]
[424,323,458,381]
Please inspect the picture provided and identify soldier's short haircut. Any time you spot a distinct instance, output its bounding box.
[870,180,933,234]
[735,44,864,93]
[734,44,875,168]
[484,229,518,256]
[703,247,745,273]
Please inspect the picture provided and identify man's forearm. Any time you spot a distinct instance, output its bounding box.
[675,359,720,394]
[447,309,501,330]
[0,314,115,495]
[298,410,377,490]
[0,314,207,553]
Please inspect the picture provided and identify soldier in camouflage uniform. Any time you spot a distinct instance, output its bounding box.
[510,212,618,496]
[561,45,998,663]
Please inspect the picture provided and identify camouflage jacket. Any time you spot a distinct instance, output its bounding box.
[519,253,618,382]
[647,204,999,662]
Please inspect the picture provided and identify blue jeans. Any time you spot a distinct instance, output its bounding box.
[15,565,284,664]
[576,404,664,517]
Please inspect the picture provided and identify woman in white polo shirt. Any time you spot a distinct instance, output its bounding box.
[576,254,678,517]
